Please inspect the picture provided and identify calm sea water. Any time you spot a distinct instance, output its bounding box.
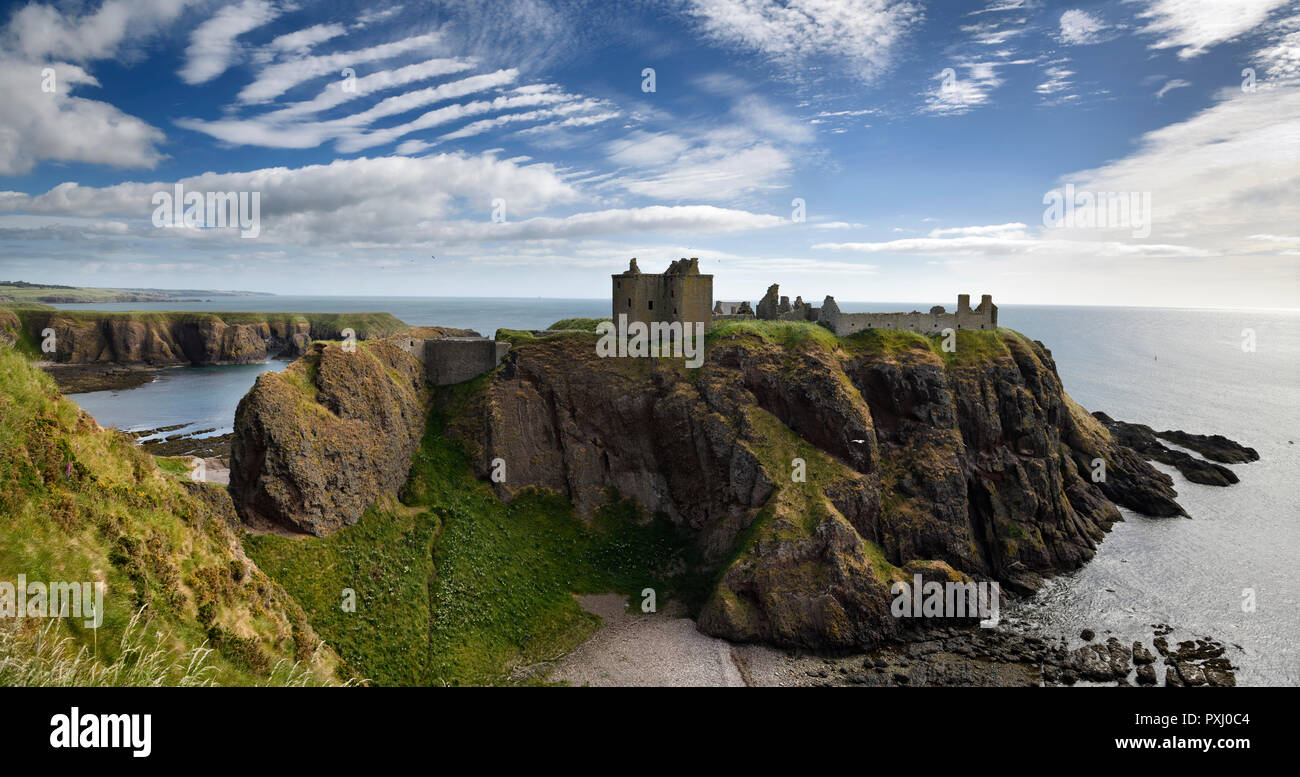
[56,298,1300,685]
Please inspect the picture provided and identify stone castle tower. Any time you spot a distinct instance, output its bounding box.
[612,258,714,328]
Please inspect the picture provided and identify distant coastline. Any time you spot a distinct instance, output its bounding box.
[0,281,274,305]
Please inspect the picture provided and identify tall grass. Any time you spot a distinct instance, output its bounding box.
[0,610,217,687]
[0,609,333,687]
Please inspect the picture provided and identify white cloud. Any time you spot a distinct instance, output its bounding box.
[1247,234,1300,242]
[1,0,195,62]
[1058,9,1108,45]
[1065,83,1300,251]
[237,32,443,103]
[0,60,165,175]
[1036,64,1076,98]
[923,59,1034,115]
[180,0,282,84]
[265,23,347,56]
[1135,0,1291,59]
[679,0,923,83]
[813,234,1207,257]
[0,0,187,174]
[0,154,783,248]
[1251,11,1300,82]
[265,58,478,120]
[928,222,1028,238]
[1155,78,1192,99]
[177,72,534,149]
[603,127,794,201]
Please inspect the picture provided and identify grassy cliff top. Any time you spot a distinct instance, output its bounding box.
[508,316,1031,370]
[0,341,342,686]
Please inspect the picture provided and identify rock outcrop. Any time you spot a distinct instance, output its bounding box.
[229,339,430,536]
[445,327,1186,649]
[1091,413,1253,487]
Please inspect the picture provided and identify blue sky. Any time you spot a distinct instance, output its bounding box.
[0,0,1297,307]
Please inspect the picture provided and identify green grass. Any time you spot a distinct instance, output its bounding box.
[706,318,840,351]
[154,456,193,479]
[494,328,539,344]
[243,381,705,686]
[0,342,339,686]
[547,317,611,332]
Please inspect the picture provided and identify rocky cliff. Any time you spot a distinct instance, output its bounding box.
[443,325,1184,649]
[9,307,407,366]
[229,338,433,536]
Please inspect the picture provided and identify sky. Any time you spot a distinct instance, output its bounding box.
[0,0,1297,308]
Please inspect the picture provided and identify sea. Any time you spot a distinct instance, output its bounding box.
[53,297,1300,686]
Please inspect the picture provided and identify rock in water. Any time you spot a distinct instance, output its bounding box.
[1091,413,1253,488]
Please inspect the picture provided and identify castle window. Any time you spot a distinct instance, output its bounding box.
[627,298,631,308]
[648,300,654,310]
[617,281,621,289]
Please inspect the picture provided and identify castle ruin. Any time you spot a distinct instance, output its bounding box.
[819,294,997,334]
[721,282,997,336]
[612,258,713,329]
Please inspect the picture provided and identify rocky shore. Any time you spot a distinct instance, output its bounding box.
[1093,412,1258,487]
[40,363,160,393]
[794,623,1237,687]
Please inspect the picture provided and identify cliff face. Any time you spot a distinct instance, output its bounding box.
[229,339,431,536]
[446,327,1182,649]
[13,309,408,366]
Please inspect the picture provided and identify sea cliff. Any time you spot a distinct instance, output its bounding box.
[4,305,407,366]
[233,321,1186,653]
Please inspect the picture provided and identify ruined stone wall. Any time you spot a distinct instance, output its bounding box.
[396,336,509,385]
[424,338,506,385]
[820,294,997,336]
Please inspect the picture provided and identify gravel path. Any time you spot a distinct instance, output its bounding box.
[547,594,804,687]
